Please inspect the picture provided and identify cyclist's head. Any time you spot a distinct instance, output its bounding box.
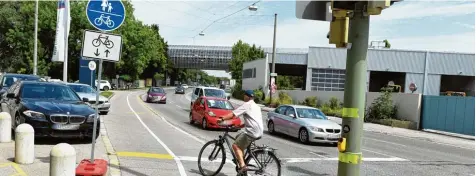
[243,90,254,102]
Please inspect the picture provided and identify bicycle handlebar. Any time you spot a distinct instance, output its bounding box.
[217,121,241,131]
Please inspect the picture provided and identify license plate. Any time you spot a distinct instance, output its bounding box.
[52,124,80,130]
[328,134,341,139]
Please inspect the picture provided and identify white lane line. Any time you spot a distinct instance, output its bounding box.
[309,152,327,158]
[364,137,407,147]
[126,92,187,176]
[283,157,408,163]
[362,148,404,159]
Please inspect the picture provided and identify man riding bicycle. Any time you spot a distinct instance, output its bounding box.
[218,90,264,174]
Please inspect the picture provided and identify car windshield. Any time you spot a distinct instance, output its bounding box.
[204,89,225,98]
[296,108,327,120]
[68,84,96,93]
[206,99,234,110]
[21,84,81,101]
[2,75,39,87]
[176,86,184,89]
[150,87,164,93]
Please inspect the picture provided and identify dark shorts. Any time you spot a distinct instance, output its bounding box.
[234,133,256,150]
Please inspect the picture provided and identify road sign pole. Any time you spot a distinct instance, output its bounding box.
[337,3,369,176]
[91,58,102,163]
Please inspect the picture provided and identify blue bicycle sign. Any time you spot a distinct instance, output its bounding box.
[86,0,125,31]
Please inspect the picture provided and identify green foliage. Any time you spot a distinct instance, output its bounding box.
[383,39,391,48]
[365,89,397,122]
[318,97,343,117]
[277,92,293,106]
[153,73,164,80]
[0,1,168,81]
[231,83,245,100]
[303,96,318,107]
[253,89,264,104]
[229,40,265,84]
[329,97,340,109]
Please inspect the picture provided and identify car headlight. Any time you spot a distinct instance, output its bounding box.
[161,96,166,100]
[148,94,152,98]
[207,111,216,117]
[87,114,97,122]
[309,127,324,132]
[23,110,45,119]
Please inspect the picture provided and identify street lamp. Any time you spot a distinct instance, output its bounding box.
[249,6,277,104]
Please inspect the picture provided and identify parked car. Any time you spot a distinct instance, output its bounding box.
[175,85,185,94]
[95,80,112,91]
[0,73,40,97]
[190,96,241,130]
[2,81,98,139]
[267,105,341,144]
[224,87,232,100]
[190,86,227,108]
[146,87,166,104]
[67,83,111,115]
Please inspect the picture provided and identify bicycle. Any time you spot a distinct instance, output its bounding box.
[92,34,114,49]
[94,14,115,28]
[197,123,281,176]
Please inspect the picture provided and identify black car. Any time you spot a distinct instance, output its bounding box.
[175,86,185,94]
[2,81,98,139]
[0,73,40,97]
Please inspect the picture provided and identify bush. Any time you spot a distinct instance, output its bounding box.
[253,89,264,103]
[277,92,293,105]
[303,96,318,107]
[231,83,245,100]
[365,89,397,122]
[329,97,340,109]
[320,103,332,115]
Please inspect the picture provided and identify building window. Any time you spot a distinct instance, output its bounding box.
[310,68,346,91]
[243,68,257,79]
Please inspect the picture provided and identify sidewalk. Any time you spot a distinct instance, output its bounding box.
[229,98,475,150]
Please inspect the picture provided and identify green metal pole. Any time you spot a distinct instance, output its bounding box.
[337,4,369,176]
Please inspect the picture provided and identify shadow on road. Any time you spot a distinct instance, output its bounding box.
[189,168,230,176]
[286,165,330,176]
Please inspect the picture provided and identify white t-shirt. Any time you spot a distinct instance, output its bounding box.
[232,100,264,138]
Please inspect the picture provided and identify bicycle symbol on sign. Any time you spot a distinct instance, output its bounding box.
[92,34,114,49]
[94,14,115,28]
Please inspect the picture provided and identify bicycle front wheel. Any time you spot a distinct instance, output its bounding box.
[245,149,281,176]
[198,140,226,176]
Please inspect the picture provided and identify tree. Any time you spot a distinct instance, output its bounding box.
[229,40,265,84]
[383,39,391,48]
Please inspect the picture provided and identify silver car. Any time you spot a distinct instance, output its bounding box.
[67,83,111,115]
[266,105,341,144]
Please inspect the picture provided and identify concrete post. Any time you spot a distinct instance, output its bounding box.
[0,112,11,143]
[15,123,34,164]
[1,103,8,113]
[50,143,76,176]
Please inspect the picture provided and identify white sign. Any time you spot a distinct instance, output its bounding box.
[81,30,122,62]
[88,61,96,71]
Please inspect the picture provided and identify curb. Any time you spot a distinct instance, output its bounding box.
[107,92,115,100]
[422,129,475,141]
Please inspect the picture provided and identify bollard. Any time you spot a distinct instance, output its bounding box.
[50,143,76,176]
[0,112,11,143]
[15,123,34,164]
[1,103,8,113]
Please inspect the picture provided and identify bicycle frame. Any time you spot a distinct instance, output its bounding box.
[215,131,266,172]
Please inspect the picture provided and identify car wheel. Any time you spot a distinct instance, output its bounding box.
[103,86,109,91]
[201,118,208,130]
[268,121,276,134]
[189,113,194,124]
[299,128,310,144]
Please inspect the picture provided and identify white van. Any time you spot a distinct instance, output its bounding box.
[190,86,228,107]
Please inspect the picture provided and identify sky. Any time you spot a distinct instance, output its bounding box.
[130,0,476,78]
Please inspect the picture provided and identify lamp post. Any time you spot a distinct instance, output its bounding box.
[249,5,277,103]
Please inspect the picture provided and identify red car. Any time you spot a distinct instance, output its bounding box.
[190,96,242,130]
[146,87,166,104]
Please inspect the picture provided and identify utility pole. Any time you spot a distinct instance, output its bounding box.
[337,2,369,176]
[33,0,38,75]
[269,13,277,103]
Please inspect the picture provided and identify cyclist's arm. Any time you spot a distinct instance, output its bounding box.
[220,103,249,120]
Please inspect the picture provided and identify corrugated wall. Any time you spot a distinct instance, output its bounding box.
[424,74,441,95]
[427,52,475,76]
[367,50,426,73]
[266,53,307,65]
[405,73,424,94]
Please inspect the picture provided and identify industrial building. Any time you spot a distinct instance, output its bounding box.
[242,46,475,96]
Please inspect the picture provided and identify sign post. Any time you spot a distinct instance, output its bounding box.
[88,61,96,86]
[76,0,125,175]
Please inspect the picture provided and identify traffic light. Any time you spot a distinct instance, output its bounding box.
[331,1,358,11]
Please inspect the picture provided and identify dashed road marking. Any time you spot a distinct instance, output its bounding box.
[127,92,188,176]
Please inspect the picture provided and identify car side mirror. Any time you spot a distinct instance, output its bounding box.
[82,97,89,102]
[6,93,15,99]
[289,114,295,118]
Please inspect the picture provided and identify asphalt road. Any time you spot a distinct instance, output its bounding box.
[103,89,475,176]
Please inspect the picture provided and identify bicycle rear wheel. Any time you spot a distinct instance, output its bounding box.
[245,149,281,176]
[198,140,226,176]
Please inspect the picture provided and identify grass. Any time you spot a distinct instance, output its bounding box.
[100,91,114,98]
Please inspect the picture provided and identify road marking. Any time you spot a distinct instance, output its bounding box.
[117,151,174,159]
[361,148,404,159]
[282,157,408,163]
[364,137,407,147]
[309,152,327,158]
[127,92,188,176]
[0,162,27,176]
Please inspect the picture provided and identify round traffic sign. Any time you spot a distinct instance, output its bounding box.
[86,0,126,31]
[409,83,417,92]
[88,61,97,71]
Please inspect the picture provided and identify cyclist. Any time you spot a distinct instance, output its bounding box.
[217,90,264,174]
